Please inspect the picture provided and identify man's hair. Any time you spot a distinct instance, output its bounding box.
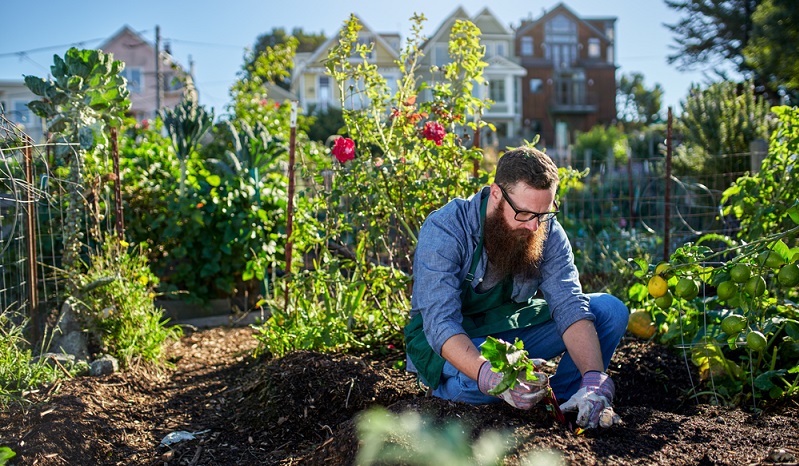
[494,146,560,191]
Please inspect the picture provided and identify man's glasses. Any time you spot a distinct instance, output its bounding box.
[498,185,559,223]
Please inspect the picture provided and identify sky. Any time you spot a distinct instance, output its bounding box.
[0,0,720,119]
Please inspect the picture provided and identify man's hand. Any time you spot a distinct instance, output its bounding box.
[477,361,549,410]
[560,371,621,428]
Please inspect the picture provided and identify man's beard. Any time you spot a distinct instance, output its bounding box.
[483,199,548,279]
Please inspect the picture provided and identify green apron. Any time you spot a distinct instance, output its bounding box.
[404,194,551,389]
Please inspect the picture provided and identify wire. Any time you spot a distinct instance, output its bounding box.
[0,38,106,58]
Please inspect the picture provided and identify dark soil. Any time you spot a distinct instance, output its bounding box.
[1,324,797,465]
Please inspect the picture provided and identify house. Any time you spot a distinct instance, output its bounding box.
[515,3,617,152]
[291,14,401,114]
[419,6,527,149]
[98,25,191,121]
[0,80,45,143]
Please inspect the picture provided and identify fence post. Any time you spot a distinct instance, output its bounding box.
[111,127,124,240]
[664,107,673,262]
[284,101,298,311]
[24,141,40,344]
[749,138,768,173]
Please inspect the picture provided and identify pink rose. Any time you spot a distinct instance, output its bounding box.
[422,121,446,146]
[332,137,355,163]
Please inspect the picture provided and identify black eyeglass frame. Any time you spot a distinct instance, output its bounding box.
[498,185,560,223]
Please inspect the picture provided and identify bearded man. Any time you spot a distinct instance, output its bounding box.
[404,146,629,429]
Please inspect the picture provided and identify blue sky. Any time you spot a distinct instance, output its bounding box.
[0,0,721,118]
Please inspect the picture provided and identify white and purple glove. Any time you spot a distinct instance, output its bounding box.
[477,361,549,410]
[560,370,621,428]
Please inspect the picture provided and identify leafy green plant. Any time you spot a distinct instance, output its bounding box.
[74,235,182,367]
[25,48,130,294]
[0,446,16,465]
[253,235,409,357]
[355,407,514,466]
[0,310,61,408]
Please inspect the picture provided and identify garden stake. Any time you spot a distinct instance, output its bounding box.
[284,101,297,311]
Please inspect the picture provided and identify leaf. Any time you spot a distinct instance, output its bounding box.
[754,370,786,391]
[629,257,649,278]
[788,202,799,225]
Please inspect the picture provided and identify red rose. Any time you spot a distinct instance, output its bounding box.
[422,121,446,146]
[332,137,355,163]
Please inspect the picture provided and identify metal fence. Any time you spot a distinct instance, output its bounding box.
[0,111,767,336]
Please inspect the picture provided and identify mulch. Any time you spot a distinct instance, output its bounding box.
[0,325,797,465]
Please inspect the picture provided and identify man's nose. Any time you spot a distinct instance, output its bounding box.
[522,217,540,231]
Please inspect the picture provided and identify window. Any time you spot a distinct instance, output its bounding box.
[521,37,534,56]
[13,100,32,125]
[489,80,505,102]
[588,38,600,58]
[495,41,507,58]
[318,76,331,110]
[529,78,543,93]
[434,43,449,67]
[121,67,143,94]
[545,14,577,69]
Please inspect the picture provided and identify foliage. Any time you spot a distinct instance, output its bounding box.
[0,310,62,409]
[664,0,759,75]
[247,27,327,89]
[674,79,775,190]
[721,105,799,240]
[122,79,292,305]
[573,125,628,166]
[355,407,515,466]
[254,240,410,357]
[24,47,131,294]
[0,446,16,465]
[743,0,799,97]
[628,106,799,407]
[161,80,214,197]
[255,13,496,354]
[74,236,182,368]
[617,72,665,127]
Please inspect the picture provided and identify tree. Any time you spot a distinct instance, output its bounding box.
[743,0,799,98]
[617,72,664,128]
[673,79,774,189]
[246,27,327,89]
[664,0,760,75]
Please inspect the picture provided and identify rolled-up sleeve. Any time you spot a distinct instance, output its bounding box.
[538,220,592,335]
[410,202,478,355]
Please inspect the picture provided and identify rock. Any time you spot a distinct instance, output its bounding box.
[49,302,89,362]
[90,355,119,376]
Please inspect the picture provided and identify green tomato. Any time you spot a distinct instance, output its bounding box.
[721,314,747,335]
[675,278,699,300]
[746,331,767,352]
[716,281,737,301]
[744,275,767,297]
[758,250,785,269]
[730,264,751,283]
[777,263,799,287]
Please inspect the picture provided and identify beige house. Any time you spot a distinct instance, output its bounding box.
[291,14,401,114]
[99,25,190,121]
[0,80,45,142]
[419,6,527,148]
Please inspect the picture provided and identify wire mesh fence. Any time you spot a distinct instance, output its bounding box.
[554,148,757,292]
[0,111,765,336]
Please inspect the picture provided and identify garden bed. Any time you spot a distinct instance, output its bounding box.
[0,325,796,465]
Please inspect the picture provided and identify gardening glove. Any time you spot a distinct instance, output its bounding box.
[560,371,621,429]
[477,361,549,410]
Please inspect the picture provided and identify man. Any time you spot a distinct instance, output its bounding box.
[405,146,629,429]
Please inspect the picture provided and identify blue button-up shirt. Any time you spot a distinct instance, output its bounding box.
[409,186,591,370]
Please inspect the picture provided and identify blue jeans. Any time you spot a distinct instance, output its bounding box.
[431,293,629,403]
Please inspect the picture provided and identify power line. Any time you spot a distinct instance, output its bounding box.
[0,38,106,58]
[167,38,244,49]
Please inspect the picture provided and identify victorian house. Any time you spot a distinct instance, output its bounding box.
[515,3,617,152]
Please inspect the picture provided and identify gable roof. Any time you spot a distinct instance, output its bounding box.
[99,25,189,73]
[516,2,614,42]
[421,5,470,51]
[296,13,401,74]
